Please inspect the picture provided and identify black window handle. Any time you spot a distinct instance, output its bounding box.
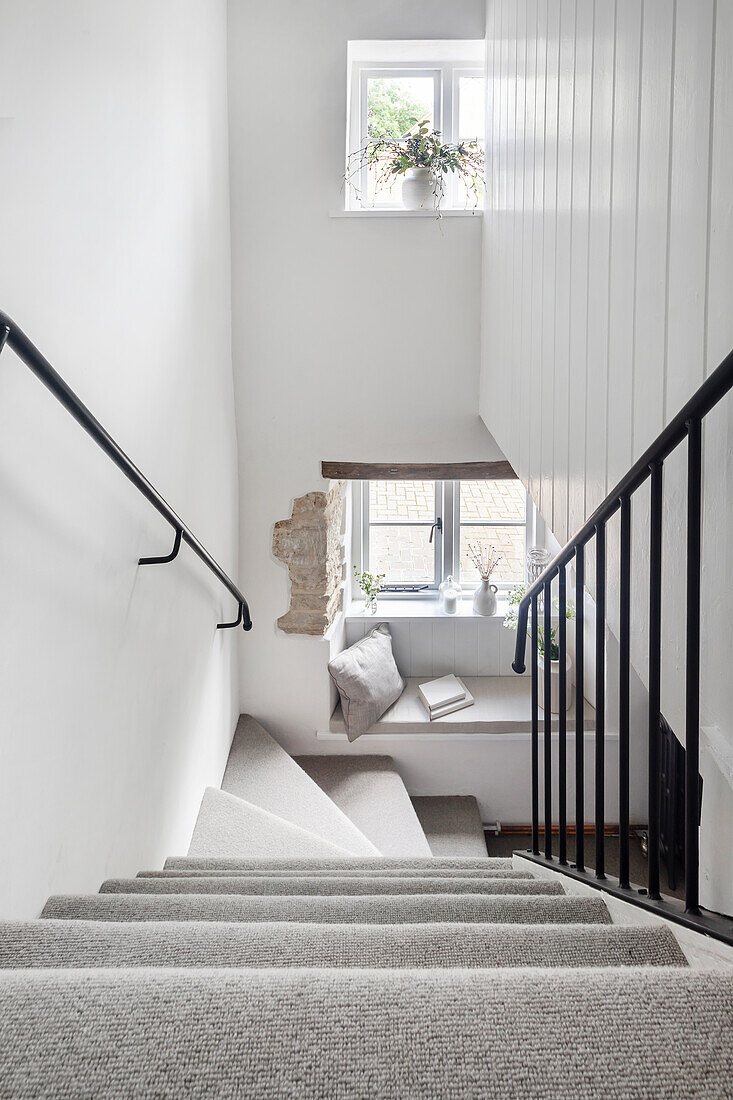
[429,517,443,544]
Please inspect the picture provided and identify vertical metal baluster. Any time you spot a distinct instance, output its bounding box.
[595,524,606,880]
[685,419,702,915]
[648,460,663,901]
[619,495,631,889]
[544,580,553,860]
[531,594,539,856]
[575,545,585,872]
[558,564,567,864]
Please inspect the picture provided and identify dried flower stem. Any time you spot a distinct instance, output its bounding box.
[467,541,502,581]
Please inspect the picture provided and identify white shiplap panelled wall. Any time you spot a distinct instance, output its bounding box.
[480,0,733,912]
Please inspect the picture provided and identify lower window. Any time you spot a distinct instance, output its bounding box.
[354,478,534,594]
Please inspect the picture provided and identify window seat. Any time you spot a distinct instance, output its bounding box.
[328,676,596,737]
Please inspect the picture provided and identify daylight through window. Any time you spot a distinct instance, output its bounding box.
[347,40,486,209]
[356,479,531,592]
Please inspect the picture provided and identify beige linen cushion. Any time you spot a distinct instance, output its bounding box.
[328,624,405,741]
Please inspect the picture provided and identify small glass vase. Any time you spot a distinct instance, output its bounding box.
[439,574,461,614]
[527,546,551,612]
[364,593,378,615]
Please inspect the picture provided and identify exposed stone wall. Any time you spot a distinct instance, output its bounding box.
[272,482,345,635]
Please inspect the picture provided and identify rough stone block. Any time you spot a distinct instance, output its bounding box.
[273,482,345,635]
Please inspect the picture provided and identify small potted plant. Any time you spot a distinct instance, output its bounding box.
[504,585,576,714]
[353,567,385,615]
[345,119,485,216]
[467,542,502,616]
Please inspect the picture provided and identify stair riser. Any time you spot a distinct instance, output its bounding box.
[0,922,687,970]
[221,717,379,855]
[164,857,513,871]
[138,868,531,880]
[41,895,611,925]
[188,788,353,861]
[411,796,488,859]
[293,756,434,858]
[98,878,565,897]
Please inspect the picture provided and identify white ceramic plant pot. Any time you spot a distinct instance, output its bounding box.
[538,652,574,715]
[473,579,498,617]
[401,167,435,210]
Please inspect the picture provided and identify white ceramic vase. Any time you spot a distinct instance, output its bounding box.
[538,652,574,715]
[473,578,498,616]
[401,167,435,210]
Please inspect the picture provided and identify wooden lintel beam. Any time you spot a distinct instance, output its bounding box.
[321,460,518,481]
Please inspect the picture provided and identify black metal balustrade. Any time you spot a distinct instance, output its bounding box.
[0,310,252,632]
[512,347,733,945]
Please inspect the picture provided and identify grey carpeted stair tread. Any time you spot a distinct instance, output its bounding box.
[1,968,730,1099]
[165,855,515,871]
[98,876,564,897]
[139,867,533,880]
[0,921,687,970]
[411,795,489,858]
[41,893,610,924]
[187,788,351,859]
[221,716,378,855]
[293,755,432,857]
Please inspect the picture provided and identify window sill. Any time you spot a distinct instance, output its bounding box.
[330,208,483,218]
[345,597,510,621]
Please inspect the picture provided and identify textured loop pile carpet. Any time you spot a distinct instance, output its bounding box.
[98,875,566,897]
[0,920,686,970]
[1,716,731,1097]
[1,968,732,1098]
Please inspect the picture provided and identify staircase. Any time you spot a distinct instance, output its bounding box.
[2,716,733,1096]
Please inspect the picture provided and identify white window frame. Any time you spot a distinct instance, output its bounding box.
[346,40,485,211]
[453,481,536,592]
[352,480,541,599]
[357,480,443,592]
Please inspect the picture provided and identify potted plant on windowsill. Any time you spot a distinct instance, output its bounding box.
[353,567,385,615]
[504,585,576,714]
[345,119,485,217]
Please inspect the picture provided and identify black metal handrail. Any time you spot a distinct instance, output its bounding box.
[0,310,252,631]
[511,345,733,945]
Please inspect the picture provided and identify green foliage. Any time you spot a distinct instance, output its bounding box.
[503,584,527,631]
[345,118,485,216]
[367,80,428,142]
[503,584,576,662]
[353,567,385,602]
[539,627,560,661]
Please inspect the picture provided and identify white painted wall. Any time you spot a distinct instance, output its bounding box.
[0,0,239,918]
[228,0,506,750]
[481,0,733,911]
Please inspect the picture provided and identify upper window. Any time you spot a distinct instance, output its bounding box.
[354,479,533,593]
[346,40,486,210]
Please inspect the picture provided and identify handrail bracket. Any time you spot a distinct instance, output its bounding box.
[218,600,244,630]
[139,526,182,566]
